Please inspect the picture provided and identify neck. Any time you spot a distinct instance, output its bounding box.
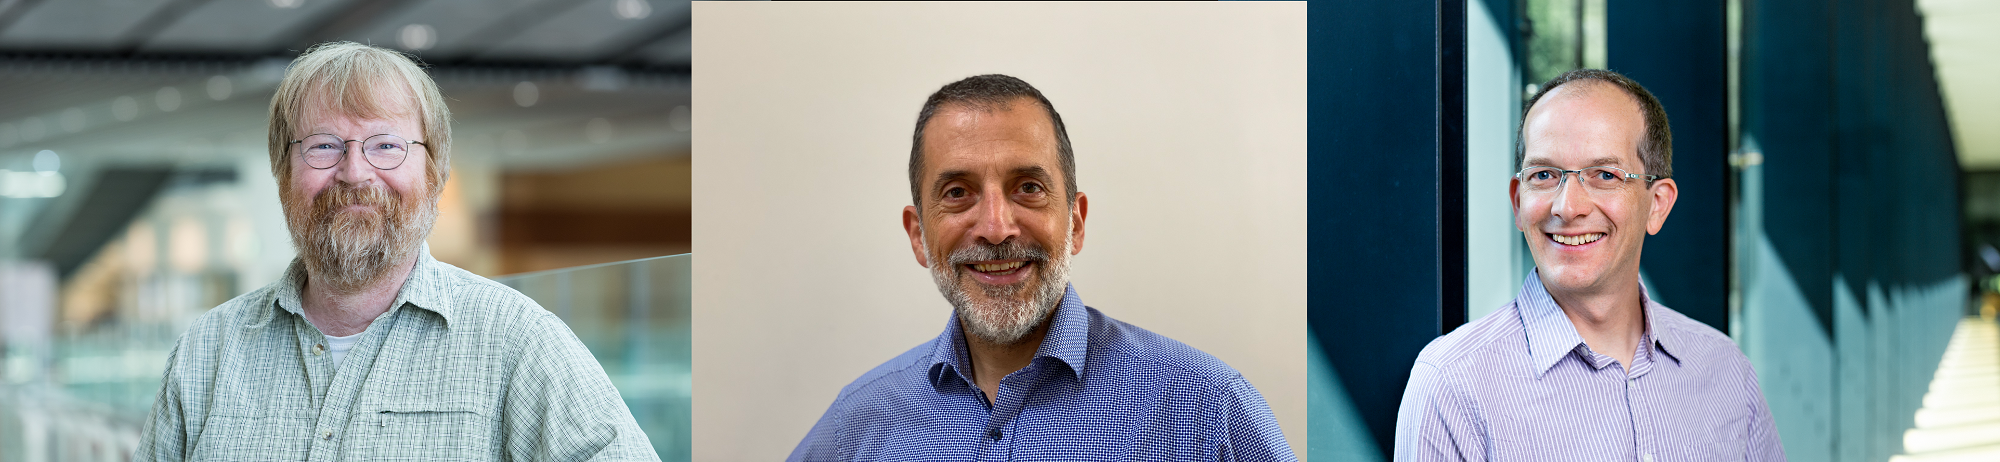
[301,254,418,337]
[1542,272,1647,372]
[962,316,1051,406]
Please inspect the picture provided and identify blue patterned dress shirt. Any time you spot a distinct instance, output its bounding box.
[790,284,1293,461]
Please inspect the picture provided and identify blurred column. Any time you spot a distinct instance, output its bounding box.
[0,260,55,385]
[1607,0,1731,331]
[1306,0,1466,458]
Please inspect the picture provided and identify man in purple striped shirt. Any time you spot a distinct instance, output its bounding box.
[1394,69,1785,461]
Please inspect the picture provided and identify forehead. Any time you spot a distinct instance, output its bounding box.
[1520,82,1645,165]
[920,101,1060,174]
[298,78,420,128]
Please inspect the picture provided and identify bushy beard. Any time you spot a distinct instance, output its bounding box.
[926,230,1073,346]
[282,181,436,295]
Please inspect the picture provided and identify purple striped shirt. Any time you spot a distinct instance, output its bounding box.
[1394,270,1785,461]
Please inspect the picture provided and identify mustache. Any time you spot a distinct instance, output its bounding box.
[310,181,401,221]
[943,239,1050,267]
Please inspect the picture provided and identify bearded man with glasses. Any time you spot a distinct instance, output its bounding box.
[1393,69,1785,461]
[135,42,657,461]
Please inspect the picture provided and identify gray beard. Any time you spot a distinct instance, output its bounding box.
[925,229,1074,346]
[284,183,437,295]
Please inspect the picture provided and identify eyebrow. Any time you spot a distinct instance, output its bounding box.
[1522,155,1632,169]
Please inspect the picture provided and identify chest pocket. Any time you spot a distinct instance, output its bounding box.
[345,401,498,460]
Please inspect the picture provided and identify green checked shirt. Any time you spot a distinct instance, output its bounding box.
[135,248,659,461]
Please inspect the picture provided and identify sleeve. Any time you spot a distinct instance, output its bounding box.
[1394,361,1485,462]
[499,314,661,462]
[1209,375,1296,462]
[133,341,187,462]
[1741,358,1787,461]
[787,397,844,462]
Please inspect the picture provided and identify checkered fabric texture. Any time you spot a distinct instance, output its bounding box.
[134,248,659,461]
[790,284,1295,461]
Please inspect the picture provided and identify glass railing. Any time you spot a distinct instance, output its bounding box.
[496,254,692,462]
[0,253,691,461]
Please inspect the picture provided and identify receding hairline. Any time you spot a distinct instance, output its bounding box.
[1520,80,1648,150]
[914,97,1065,183]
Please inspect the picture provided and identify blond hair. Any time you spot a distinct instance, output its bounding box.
[267,42,452,193]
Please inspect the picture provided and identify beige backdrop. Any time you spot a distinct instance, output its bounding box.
[691,2,1307,460]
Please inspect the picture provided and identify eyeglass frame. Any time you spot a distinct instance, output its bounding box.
[1513,165,1664,194]
[287,133,428,170]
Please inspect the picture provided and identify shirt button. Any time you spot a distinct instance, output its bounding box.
[322,430,333,440]
[314,344,326,355]
[988,429,1002,440]
[1642,454,1654,462]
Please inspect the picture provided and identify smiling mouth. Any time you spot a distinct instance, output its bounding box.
[1550,233,1605,246]
[968,261,1029,275]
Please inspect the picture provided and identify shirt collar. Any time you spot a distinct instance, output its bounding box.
[1517,269,1682,378]
[928,283,1091,390]
[271,244,456,329]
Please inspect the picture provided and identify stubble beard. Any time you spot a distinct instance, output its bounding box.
[925,222,1074,346]
[282,181,436,295]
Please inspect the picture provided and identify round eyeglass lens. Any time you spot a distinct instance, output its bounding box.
[360,134,411,169]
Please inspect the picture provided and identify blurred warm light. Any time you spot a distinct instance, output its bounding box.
[125,223,156,277]
[155,87,181,112]
[616,0,653,20]
[514,81,539,108]
[399,24,436,51]
[168,218,207,274]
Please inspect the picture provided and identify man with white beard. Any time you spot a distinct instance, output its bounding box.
[788,74,1292,461]
[135,42,657,461]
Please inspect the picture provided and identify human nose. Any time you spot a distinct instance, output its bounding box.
[331,140,377,185]
[1547,171,1592,220]
[968,185,1022,246]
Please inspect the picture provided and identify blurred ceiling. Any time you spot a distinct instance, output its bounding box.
[0,0,689,66]
[0,0,691,263]
[1918,0,2000,170]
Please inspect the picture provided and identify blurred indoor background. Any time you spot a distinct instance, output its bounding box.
[1311,0,1999,461]
[0,0,692,460]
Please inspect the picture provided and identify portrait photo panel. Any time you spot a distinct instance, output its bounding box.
[691,2,1306,460]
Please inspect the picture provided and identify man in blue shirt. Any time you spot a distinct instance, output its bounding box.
[788,74,1293,461]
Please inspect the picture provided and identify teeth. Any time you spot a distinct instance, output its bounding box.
[971,261,1026,273]
[1552,233,1604,246]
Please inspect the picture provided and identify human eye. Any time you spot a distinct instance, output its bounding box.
[1019,182,1044,194]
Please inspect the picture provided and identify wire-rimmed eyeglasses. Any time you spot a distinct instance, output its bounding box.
[289,133,427,170]
[1514,165,1662,194]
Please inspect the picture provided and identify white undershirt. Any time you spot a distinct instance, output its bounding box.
[325,331,366,370]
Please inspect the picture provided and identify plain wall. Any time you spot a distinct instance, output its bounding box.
[691,2,1306,460]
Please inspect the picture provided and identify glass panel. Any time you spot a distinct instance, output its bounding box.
[497,254,691,462]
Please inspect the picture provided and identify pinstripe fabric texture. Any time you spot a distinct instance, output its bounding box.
[1394,270,1785,462]
[134,248,658,461]
[790,284,1293,462]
